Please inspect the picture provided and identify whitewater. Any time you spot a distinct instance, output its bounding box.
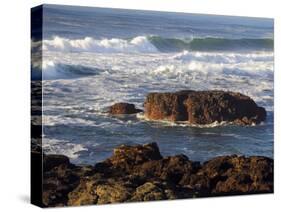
[31,5,274,164]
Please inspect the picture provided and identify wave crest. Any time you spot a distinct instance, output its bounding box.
[43,36,158,53]
[32,60,105,80]
[41,35,273,54]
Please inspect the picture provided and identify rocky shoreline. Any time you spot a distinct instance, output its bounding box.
[34,90,272,207]
[37,142,273,207]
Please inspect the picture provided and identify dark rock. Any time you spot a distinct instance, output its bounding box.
[131,182,167,201]
[135,154,200,184]
[109,102,143,115]
[68,178,133,205]
[111,142,162,163]
[67,178,99,206]
[42,155,94,207]
[144,90,266,125]
[43,164,80,207]
[103,142,163,173]
[43,154,71,172]
[206,156,274,195]
[42,143,273,207]
[179,155,273,196]
[95,182,132,204]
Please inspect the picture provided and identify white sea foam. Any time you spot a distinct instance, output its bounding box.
[136,113,231,128]
[41,61,60,79]
[34,6,274,163]
[43,138,87,159]
[43,36,158,53]
[172,50,274,64]
[42,115,97,127]
[41,47,273,114]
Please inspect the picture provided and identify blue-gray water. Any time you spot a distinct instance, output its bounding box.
[32,5,274,164]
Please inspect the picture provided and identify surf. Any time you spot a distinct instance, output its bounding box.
[40,35,273,54]
[31,60,105,80]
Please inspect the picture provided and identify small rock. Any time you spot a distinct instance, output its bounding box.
[109,102,143,114]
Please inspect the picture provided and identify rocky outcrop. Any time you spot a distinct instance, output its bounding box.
[179,155,273,195]
[42,154,95,207]
[109,102,143,115]
[144,90,266,125]
[42,142,273,207]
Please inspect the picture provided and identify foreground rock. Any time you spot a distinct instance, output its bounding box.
[109,102,143,115]
[144,90,266,125]
[41,142,273,207]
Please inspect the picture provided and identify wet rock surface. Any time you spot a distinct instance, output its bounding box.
[144,90,266,125]
[41,142,273,207]
[109,102,143,115]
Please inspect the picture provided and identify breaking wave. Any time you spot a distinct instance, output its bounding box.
[41,35,273,53]
[31,60,105,80]
[42,36,158,53]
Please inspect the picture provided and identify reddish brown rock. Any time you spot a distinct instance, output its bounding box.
[144,90,266,125]
[144,91,191,121]
[109,102,142,115]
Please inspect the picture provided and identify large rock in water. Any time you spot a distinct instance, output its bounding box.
[144,90,266,125]
[42,143,273,207]
[109,102,143,115]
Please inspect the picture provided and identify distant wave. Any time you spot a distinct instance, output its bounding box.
[41,35,273,53]
[185,37,273,52]
[150,36,273,52]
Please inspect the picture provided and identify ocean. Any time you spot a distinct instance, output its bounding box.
[32,5,274,164]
